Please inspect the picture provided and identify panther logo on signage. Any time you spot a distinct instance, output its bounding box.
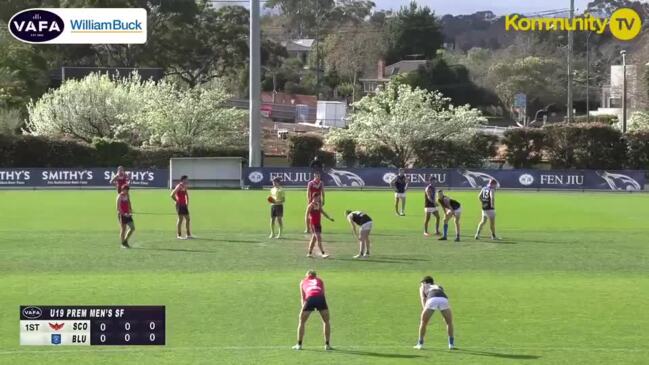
[460,169,500,188]
[597,171,641,191]
[518,173,534,186]
[382,173,397,184]
[327,169,365,187]
[248,171,264,183]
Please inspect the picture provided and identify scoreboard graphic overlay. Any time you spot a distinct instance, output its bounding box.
[20,306,165,346]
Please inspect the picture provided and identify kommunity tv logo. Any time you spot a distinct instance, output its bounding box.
[505,7,642,41]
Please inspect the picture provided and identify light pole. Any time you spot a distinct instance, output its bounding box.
[566,0,574,122]
[621,50,627,133]
[586,31,593,123]
[249,0,262,167]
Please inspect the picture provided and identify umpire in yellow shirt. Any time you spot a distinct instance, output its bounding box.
[269,177,285,238]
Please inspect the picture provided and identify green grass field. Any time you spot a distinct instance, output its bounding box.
[1,189,648,365]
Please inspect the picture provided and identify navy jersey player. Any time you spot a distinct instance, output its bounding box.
[475,179,500,240]
[423,176,440,236]
[390,168,408,216]
[437,190,462,242]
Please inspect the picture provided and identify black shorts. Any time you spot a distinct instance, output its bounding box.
[119,214,134,225]
[303,295,328,312]
[271,204,284,218]
[176,203,189,216]
[310,223,322,233]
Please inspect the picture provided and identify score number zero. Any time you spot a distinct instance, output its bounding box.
[96,321,159,343]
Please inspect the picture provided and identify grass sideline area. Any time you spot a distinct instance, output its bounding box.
[0,189,648,365]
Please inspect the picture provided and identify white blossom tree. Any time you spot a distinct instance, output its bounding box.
[26,73,247,149]
[618,111,649,132]
[134,81,247,149]
[26,73,140,143]
[327,82,486,166]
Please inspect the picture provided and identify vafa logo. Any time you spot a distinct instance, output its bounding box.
[9,9,64,43]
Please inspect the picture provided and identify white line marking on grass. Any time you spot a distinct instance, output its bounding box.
[1,345,647,356]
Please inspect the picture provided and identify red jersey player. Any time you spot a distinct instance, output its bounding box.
[307,171,325,203]
[305,172,325,233]
[116,185,135,248]
[110,166,130,193]
[304,193,334,258]
[171,175,192,239]
[292,271,332,351]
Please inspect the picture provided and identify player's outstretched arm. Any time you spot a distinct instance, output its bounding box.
[347,215,358,238]
[321,209,334,222]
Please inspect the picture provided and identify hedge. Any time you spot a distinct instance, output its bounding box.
[287,134,324,167]
[625,131,649,169]
[414,134,499,168]
[544,123,626,169]
[0,134,247,168]
[502,128,546,168]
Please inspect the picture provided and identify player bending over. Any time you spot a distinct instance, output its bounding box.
[475,179,500,240]
[437,190,462,242]
[423,176,440,236]
[305,194,334,258]
[414,276,455,350]
[345,210,373,258]
[390,168,408,216]
[269,177,285,239]
[110,166,129,193]
[292,270,332,351]
[116,185,135,248]
[171,175,192,239]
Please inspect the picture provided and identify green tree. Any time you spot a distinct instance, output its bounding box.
[264,0,374,38]
[487,56,564,113]
[324,24,386,102]
[0,25,49,109]
[384,1,443,64]
[159,4,249,87]
[403,58,499,107]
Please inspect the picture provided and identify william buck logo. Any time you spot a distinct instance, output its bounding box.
[9,9,64,43]
[505,8,642,41]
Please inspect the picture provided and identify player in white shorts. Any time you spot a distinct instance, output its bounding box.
[423,176,440,236]
[414,276,455,350]
[437,190,462,242]
[475,179,500,240]
[390,168,408,216]
[346,210,373,258]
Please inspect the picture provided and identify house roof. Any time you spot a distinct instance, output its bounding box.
[282,39,315,52]
[384,60,427,76]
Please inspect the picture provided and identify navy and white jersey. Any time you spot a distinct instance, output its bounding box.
[393,175,407,193]
[348,211,372,225]
[479,186,494,210]
[424,184,436,207]
[422,283,448,299]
